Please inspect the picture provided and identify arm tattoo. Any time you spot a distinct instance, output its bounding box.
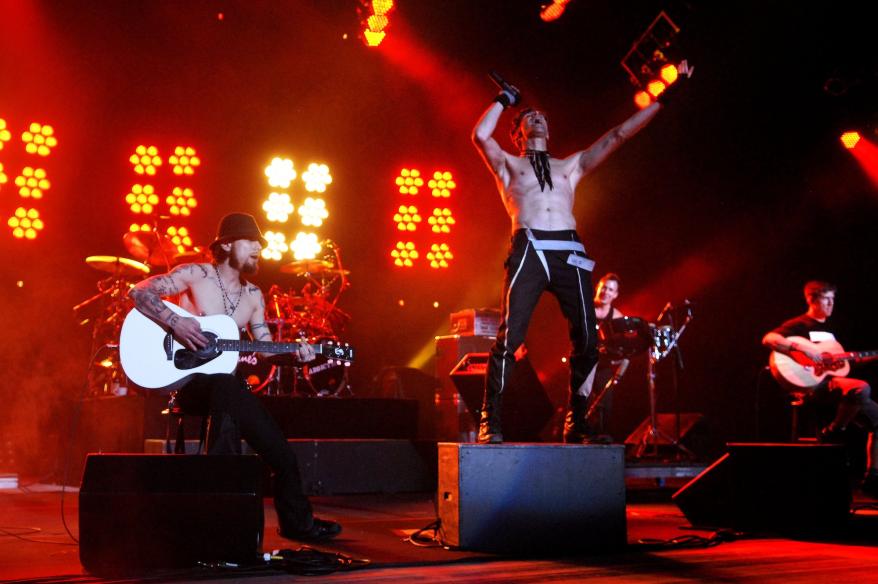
[196,264,209,277]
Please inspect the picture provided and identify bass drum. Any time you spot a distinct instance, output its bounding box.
[303,339,349,396]
[235,352,278,394]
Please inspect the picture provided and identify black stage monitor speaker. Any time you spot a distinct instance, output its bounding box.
[672,443,851,533]
[450,352,554,441]
[438,443,627,553]
[79,454,264,575]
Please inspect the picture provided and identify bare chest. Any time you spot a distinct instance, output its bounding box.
[181,278,257,329]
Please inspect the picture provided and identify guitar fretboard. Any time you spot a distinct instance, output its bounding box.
[217,339,321,355]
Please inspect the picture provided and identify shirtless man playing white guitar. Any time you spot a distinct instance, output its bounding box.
[762,280,878,496]
[129,212,341,542]
[472,63,691,444]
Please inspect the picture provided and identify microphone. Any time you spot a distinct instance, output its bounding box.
[489,70,517,94]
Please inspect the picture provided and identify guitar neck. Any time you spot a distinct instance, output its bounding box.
[843,350,878,363]
[218,339,321,355]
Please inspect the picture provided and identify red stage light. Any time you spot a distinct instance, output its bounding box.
[634,90,653,109]
[169,146,200,176]
[428,207,455,234]
[646,80,667,98]
[130,145,162,175]
[0,118,11,151]
[21,122,57,156]
[427,243,453,269]
[166,186,197,217]
[14,167,50,199]
[361,0,394,47]
[372,0,393,14]
[428,170,456,198]
[659,63,678,85]
[395,168,423,195]
[391,241,418,267]
[0,162,7,187]
[540,0,571,22]
[840,131,861,150]
[126,184,159,214]
[394,204,421,231]
[7,207,44,239]
[166,225,193,253]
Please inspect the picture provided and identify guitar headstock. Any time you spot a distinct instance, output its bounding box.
[316,340,355,364]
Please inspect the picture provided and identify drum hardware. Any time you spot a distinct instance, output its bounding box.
[123,230,177,269]
[632,300,695,460]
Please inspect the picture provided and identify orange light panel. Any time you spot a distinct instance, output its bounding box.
[0,118,11,151]
[391,241,418,267]
[393,204,421,231]
[298,197,329,227]
[428,170,456,198]
[166,186,198,217]
[372,0,393,15]
[291,232,321,260]
[840,131,861,150]
[265,157,297,188]
[395,168,424,195]
[261,230,289,261]
[129,145,162,175]
[166,225,193,253]
[540,0,571,22]
[262,192,294,222]
[646,80,667,98]
[126,184,159,214]
[363,29,385,47]
[169,146,201,176]
[659,63,678,85]
[7,207,44,239]
[428,207,455,234]
[634,91,653,109]
[0,162,7,187]
[21,122,57,156]
[427,243,453,269]
[14,167,50,199]
[367,14,388,32]
[302,163,333,193]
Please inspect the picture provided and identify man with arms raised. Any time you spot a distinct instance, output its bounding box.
[129,212,341,541]
[472,66,690,444]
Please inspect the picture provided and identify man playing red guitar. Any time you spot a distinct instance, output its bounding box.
[762,280,878,496]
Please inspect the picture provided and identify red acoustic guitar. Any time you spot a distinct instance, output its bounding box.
[769,335,878,391]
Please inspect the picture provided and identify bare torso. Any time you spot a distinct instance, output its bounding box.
[500,153,580,232]
[176,263,263,330]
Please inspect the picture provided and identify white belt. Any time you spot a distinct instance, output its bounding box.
[525,229,595,279]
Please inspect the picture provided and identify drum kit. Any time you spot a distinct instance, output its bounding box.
[595,301,695,459]
[75,229,352,398]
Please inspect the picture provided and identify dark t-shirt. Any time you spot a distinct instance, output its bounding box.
[771,314,838,342]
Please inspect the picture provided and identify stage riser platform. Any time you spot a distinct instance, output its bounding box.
[144,439,437,495]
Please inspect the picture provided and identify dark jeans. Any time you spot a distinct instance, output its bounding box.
[484,229,599,407]
[176,373,314,533]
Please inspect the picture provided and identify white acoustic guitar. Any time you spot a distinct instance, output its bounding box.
[769,335,878,391]
[120,301,354,390]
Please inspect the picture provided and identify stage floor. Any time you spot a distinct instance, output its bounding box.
[3,483,878,583]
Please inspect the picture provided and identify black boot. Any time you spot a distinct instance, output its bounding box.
[563,394,593,444]
[478,393,503,444]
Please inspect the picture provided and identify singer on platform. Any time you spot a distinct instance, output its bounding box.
[472,65,691,444]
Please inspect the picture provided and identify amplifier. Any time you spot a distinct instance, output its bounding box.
[450,308,500,336]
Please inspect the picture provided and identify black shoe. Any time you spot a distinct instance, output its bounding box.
[279,518,342,542]
[817,425,846,444]
[862,473,878,498]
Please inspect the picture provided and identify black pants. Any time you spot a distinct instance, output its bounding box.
[176,373,314,533]
[484,229,599,404]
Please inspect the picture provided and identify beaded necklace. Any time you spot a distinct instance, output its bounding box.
[213,264,242,316]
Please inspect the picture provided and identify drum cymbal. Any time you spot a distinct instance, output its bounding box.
[123,231,177,265]
[85,255,150,276]
[280,259,335,274]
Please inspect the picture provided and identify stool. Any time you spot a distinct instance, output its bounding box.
[163,391,210,454]
[789,391,808,442]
